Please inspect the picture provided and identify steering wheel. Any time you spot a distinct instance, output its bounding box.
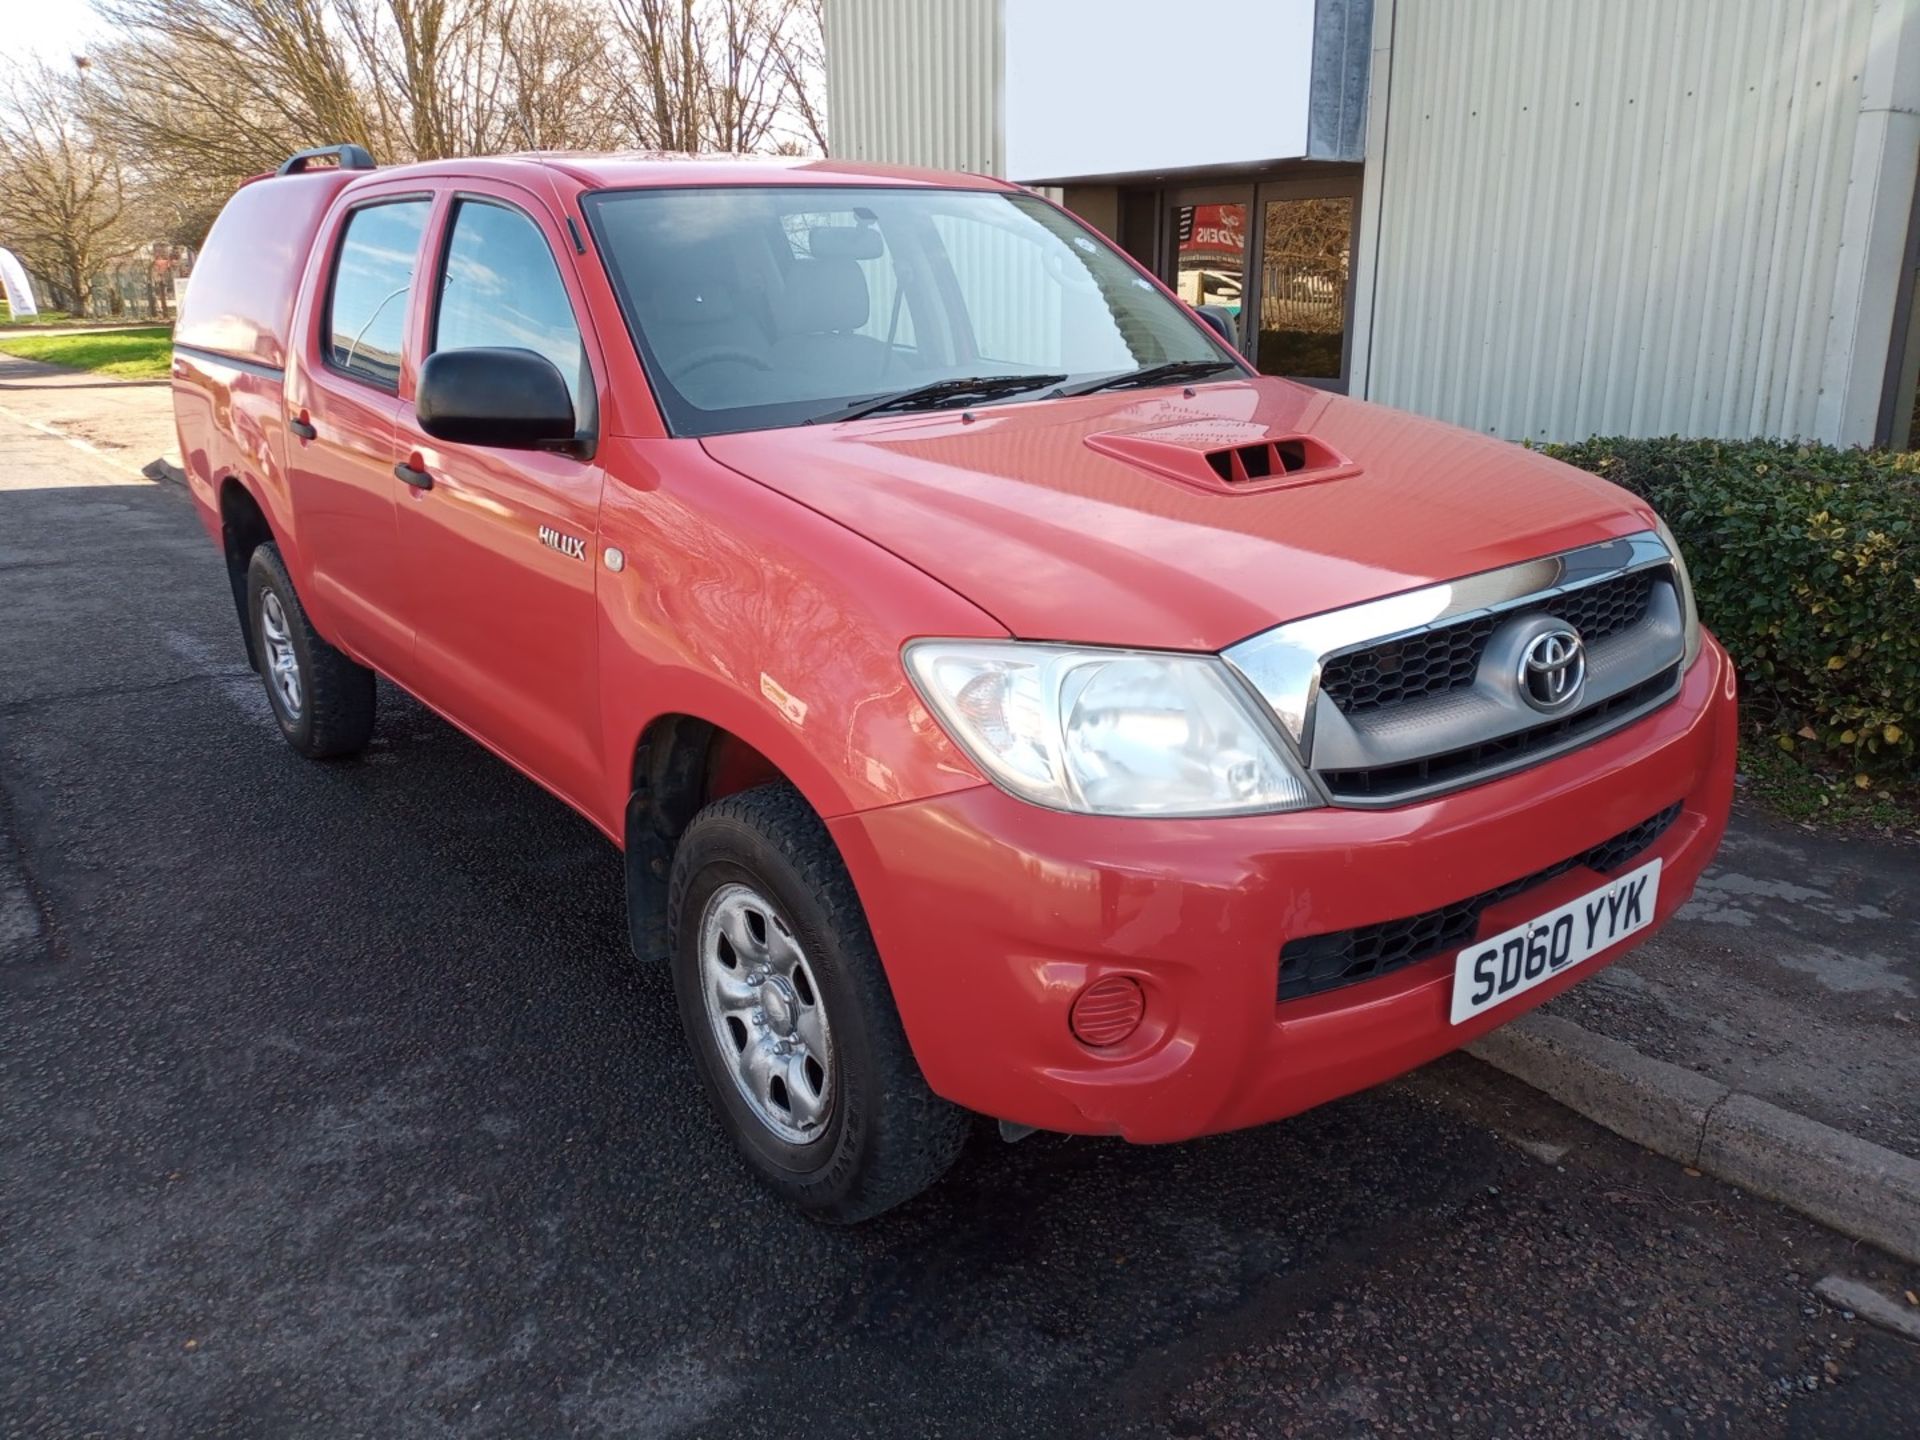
[668,346,772,379]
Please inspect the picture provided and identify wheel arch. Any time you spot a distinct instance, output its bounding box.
[623,711,799,962]
[218,476,279,669]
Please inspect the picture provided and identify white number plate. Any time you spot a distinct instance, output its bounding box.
[1449,859,1661,1025]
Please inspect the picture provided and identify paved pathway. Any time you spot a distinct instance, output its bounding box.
[0,351,180,479]
[1547,808,1920,1160]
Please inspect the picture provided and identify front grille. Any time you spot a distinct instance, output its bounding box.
[1549,568,1655,643]
[1317,569,1661,717]
[1319,666,1680,803]
[1276,803,1683,1002]
[1319,616,1500,714]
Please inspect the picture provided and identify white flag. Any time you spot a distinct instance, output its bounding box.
[0,247,41,319]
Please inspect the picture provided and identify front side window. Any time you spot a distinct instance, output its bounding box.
[583,185,1233,436]
[433,199,587,413]
[327,199,431,390]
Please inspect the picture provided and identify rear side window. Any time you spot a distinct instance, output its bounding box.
[433,200,586,412]
[327,199,431,390]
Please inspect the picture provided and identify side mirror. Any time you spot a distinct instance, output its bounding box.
[1194,305,1242,353]
[416,347,575,449]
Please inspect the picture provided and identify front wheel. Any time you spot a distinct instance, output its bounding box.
[667,783,969,1222]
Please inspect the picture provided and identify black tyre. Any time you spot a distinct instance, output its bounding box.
[667,783,969,1222]
[245,543,376,759]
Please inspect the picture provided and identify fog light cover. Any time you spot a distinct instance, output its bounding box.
[1070,976,1146,1048]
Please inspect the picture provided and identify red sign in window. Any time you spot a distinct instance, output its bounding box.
[1177,204,1246,262]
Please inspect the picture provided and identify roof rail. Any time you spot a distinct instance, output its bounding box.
[277,145,378,176]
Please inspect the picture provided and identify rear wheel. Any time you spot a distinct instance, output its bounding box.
[245,543,376,758]
[667,783,969,1222]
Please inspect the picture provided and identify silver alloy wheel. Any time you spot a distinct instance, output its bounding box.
[698,881,834,1144]
[258,589,303,720]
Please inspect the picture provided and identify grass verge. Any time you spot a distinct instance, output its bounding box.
[0,326,172,379]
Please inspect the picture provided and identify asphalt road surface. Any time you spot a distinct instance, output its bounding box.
[3,412,1917,1438]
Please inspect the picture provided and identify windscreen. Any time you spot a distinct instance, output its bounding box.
[582,185,1234,435]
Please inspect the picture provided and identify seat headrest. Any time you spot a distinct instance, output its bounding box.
[807,225,885,261]
[772,257,869,334]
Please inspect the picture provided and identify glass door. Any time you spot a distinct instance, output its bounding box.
[1252,179,1359,387]
[1166,186,1253,352]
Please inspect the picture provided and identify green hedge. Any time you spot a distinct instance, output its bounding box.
[1541,438,1918,783]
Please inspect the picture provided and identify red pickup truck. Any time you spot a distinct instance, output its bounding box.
[173,146,1736,1221]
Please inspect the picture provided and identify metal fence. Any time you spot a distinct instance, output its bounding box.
[1260,255,1346,335]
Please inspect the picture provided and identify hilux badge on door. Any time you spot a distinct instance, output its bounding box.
[538,525,588,561]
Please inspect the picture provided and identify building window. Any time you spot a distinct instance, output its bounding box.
[1147,172,1360,391]
[1256,193,1354,383]
[1172,202,1249,331]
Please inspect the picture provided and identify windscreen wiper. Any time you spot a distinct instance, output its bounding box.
[806,373,1068,425]
[1050,358,1243,398]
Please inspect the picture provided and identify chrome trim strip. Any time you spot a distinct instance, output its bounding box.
[172,344,287,382]
[1221,531,1673,760]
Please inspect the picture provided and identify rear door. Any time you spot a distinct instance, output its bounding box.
[287,190,434,672]
[391,186,607,809]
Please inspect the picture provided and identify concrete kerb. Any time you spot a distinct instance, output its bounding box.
[1469,1012,1920,1264]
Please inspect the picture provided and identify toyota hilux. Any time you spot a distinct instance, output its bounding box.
[172,147,1736,1221]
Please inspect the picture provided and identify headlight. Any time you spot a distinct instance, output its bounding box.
[1654,517,1702,668]
[904,640,1321,816]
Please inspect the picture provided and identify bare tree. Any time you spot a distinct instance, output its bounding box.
[93,0,637,178]
[605,0,814,154]
[606,0,707,150]
[701,0,797,153]
[97,0,382,159]
[72,0,827,256]
[337,0,525,158]
[769,0,826,154]
[0,61,142,317]
[496,0,624,150]
[87,0,384,246]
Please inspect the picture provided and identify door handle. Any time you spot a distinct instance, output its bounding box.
[394,460,433,491]
[289,415,317,440]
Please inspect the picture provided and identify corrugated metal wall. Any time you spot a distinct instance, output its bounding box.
[826,0,1003,175]
[1358,0,1892,443]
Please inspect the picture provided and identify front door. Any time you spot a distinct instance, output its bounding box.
[392,189,608,811]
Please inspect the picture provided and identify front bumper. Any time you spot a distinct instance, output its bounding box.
[829,634,1737,1142]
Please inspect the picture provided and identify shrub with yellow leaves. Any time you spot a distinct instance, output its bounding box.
[1541,438,1917,782]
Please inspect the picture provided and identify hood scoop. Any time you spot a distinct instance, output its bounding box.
[1085,418,1359,495]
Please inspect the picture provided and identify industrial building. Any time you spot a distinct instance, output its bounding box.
[824,0,1920,448]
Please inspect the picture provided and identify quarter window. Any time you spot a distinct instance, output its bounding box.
[433,200,586,413]
[327,199,431,390]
